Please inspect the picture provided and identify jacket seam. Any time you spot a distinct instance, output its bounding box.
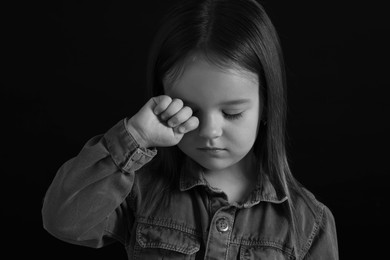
[299,202,325,259]
[135,225,200,254]
[231,239,294,257]
[135,218,202,237]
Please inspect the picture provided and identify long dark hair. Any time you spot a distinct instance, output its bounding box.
[140,0,307,256]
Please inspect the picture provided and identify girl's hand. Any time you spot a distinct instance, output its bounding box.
[127,95,199,148]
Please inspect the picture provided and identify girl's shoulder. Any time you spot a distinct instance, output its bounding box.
[290,186,337,257]
[296,187,335,222]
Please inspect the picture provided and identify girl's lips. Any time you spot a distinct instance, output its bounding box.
[197,148,226,154]
[197,147,225,150]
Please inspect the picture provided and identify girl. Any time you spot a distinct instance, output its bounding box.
[42,0,338,259]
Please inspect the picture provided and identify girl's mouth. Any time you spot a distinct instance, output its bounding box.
[197,147,226,154]
[198,147,225,150]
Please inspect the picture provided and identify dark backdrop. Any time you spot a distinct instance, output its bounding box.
[4,0,389,259]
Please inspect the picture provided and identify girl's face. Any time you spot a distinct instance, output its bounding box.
[164,58,261,173]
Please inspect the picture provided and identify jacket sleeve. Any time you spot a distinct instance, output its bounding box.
[303,205,339,260]
[42,119,157,248]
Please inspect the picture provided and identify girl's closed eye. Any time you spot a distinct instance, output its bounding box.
[190,108,243,120]
[223,111,243,120]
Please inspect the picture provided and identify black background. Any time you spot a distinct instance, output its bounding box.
[4,0,389,259]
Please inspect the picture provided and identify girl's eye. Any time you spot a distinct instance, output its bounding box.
[191,109,243,120]
[223,112,243,120]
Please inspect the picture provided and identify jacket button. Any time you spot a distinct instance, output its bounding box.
[216,217,229,232]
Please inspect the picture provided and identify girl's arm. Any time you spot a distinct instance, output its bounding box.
[42,95,197,248]
[41,119,157,248]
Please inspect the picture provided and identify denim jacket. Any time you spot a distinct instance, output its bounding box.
[42,119,338,259]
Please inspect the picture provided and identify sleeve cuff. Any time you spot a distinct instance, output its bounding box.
[104,119,157,173]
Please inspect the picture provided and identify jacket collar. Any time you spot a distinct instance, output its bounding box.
[179,157,288,206]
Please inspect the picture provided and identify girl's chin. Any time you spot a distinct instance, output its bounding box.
[192,157,235,172]
[186,151,254,174]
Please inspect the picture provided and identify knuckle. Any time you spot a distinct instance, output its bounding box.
[182,106,192,115]
[183,118,194,127]
[172,98,183,107]
[173,113,184,124]
[163,95,172,104]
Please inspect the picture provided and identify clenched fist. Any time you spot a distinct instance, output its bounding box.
[126,95,199,148]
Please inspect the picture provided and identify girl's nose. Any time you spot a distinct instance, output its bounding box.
[198,114,223,139]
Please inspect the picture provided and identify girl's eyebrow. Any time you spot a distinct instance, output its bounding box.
[219,99,252,106]
[182,98,251,107]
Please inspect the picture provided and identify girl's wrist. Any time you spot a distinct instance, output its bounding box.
[126,118,150,149]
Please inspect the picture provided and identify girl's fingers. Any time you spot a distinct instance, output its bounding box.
[151,96,197,134]
[176,116,199,133]
[160,98,183,121]
[167,106,192,127]
[152,95,172,115]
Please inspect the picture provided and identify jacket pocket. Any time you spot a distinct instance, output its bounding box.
[133,223,200,260]
[240,245,292,260]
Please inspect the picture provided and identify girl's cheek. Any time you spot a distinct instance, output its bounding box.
[179,131,193,143]
[184,131,196,140]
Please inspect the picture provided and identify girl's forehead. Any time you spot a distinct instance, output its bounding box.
[164,54,258,89]
[164,58,259,105]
